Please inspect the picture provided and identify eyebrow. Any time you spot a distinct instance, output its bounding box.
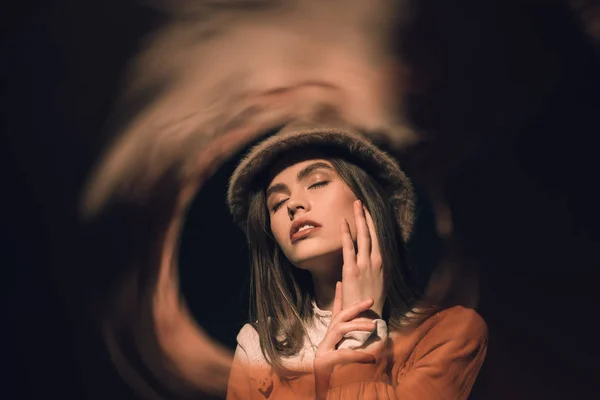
[266,162,334,199]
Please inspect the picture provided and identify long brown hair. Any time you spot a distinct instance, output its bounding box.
[244,147,422,377]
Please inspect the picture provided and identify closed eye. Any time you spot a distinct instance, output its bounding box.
[271,182,329,212]
[271,199,286,212]
[309,181,329,189]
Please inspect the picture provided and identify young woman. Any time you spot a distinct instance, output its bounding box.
[226,122,488,400]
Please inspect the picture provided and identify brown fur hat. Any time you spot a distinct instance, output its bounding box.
[227,121,416,241]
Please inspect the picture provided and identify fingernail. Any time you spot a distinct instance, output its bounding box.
[356,200,362,207]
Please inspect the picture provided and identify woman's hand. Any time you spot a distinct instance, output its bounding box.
[314,282,377,399]
[340,200,385,318]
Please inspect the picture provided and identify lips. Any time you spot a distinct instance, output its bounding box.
[290,218,322,242]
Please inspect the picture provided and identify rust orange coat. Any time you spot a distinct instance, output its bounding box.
[227,306,488,400]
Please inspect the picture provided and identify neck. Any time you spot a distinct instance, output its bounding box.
[310,265,342,311]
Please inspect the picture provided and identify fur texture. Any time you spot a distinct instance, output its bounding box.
[81,0,418,218]
[227,121,416,241]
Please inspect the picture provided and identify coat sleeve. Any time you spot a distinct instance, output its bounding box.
[326,307,488,400]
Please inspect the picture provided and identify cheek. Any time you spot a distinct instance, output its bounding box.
[319,194,357,240]
[341,212,357,240]
[270,215,289,246]
[338,196,358,239]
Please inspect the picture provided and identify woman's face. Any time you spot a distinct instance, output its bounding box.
[266,157,358,272]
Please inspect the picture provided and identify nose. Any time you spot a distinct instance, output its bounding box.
[286,195,309,220]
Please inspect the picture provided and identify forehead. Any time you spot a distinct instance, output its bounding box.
[267,149,333,185]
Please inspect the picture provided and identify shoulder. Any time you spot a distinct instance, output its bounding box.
[235,323,270,367]
[393,306,487,350]
[236,323,260,350]
[392,306,488,368]
[414,306,488,357]
[429,306,488,340]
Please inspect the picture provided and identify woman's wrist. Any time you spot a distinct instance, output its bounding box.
[355,307,382,321]
[313,358,333,376]
[314,363,332,400]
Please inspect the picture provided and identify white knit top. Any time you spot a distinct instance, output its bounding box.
[234,302,388,374]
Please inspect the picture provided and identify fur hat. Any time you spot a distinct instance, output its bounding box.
[227,122,416,241]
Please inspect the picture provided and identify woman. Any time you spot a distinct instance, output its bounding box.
[226,122,488,399]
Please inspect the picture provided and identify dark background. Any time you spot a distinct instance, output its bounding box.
[3,0,599,399]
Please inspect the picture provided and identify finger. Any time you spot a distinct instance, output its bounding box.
[332,281,343,318]
[354,200,371,267]
[320,320,377,350]
[332,298,374,325]
[363,207,382,267]
[340,218,356,268]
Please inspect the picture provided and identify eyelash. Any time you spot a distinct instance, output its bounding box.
[310,181,329,189]
[271,181,330,212]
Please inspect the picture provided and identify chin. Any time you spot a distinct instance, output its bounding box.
[287,242,342,271]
